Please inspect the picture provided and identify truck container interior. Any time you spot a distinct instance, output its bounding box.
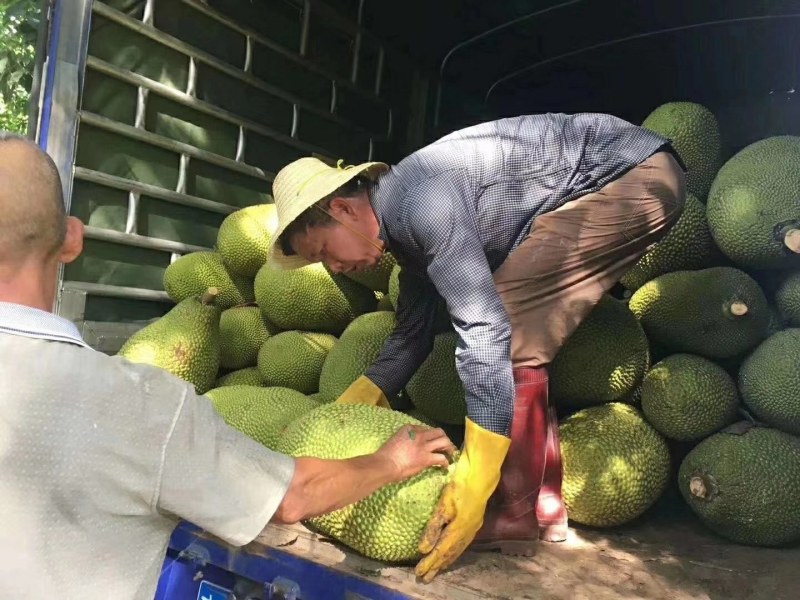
[29,1,800,597]
[42,0,800,352]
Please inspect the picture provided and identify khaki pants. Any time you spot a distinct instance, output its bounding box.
[493,151,687,368]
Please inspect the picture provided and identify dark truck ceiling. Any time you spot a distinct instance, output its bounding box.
[359,0,800,151]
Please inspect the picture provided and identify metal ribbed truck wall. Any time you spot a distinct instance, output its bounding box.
[44,0,422,353]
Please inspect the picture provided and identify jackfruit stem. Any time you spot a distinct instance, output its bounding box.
[729,301,749,317]
[689,476,708,499]
[201,287,219,305]
[785,229,800,254]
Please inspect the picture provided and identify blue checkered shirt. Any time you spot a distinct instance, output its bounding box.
[365,113,671,435]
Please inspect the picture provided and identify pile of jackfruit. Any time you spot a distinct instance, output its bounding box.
[115,102,800,562]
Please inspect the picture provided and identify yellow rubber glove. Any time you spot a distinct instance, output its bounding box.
[335,375,391,409]
[415,418,511,582]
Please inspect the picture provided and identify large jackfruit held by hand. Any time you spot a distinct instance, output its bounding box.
[276,403,454,562]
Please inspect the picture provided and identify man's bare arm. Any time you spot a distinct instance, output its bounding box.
[271,425,455,524]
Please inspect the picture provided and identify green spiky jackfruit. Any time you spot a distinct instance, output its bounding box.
[550,296,650,408]
[258,331,336,394]
[214,367,263,388]
[679,422,800,546]
[318,311,397,401]
[641,354,739,442]
[706,136,800,270]
[738,329,800,436]
[218,306,274,370]
[255,262,376,334]
[628,267,770,359]
[620,194,721,291]
[206,385,321,450]
[217,204,279,277]
[775,271,800,327]
[276,403,454,562]
[118,288,221,394]
[164,251,254,309]
[560,403,671,528]
[642,101,721,199]
[406,331,467,425]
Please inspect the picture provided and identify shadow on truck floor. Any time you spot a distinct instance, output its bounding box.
[426,486,800,600]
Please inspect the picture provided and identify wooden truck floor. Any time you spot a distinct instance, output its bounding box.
[250,496,800,600]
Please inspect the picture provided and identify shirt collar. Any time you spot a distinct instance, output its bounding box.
[0,301,90,348]
[369,172,391,245]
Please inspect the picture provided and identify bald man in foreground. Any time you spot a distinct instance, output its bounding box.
[0,132,455,598]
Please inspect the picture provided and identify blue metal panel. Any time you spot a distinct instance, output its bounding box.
[37,0,62,152]
[155,522,413,600]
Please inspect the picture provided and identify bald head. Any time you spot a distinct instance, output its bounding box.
[0,133,66,264]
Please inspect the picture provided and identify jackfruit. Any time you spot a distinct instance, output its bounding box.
[550,296,650,408]
[216,204,279,277]
[641,354,739,442]
[318,311,396,401]
[219,306,274,370]
[340,252,397,293]
[642,101,721,200]
[118,288,221,394]
[775,271,800,327]
[738,329,800,436]
[164,251,254,309]
[706,136,800,270]
[258,331,336,394]
[255,262,376,334]
[620,194,721,291]
[628,267,770,359]
[206,385,321,450]
[215,367,263,388]
[406,331,467,425]
[276,403,454,562]
[678,422,800,546]
[560,403,670,527]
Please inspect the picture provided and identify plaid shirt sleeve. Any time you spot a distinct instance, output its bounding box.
[402,171,515,436]
[365,268,439,401]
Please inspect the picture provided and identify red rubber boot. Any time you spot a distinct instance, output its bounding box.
[471,367,548,556]
[536,406,568,542]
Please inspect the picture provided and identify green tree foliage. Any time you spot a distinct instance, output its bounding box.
[0,0,41,134]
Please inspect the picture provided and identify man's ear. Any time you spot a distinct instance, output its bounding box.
[59,216,84,264]
[327,196,356,219]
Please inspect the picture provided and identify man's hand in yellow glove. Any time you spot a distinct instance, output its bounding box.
[335,375,391,409]
[415,418,511,582]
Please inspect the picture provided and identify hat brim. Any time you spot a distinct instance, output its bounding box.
[267,161,389,270]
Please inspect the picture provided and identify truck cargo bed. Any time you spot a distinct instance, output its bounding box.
[252,521,797,599]
[194,493,798,600]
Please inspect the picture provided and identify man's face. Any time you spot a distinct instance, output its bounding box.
[290,222,384,274]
